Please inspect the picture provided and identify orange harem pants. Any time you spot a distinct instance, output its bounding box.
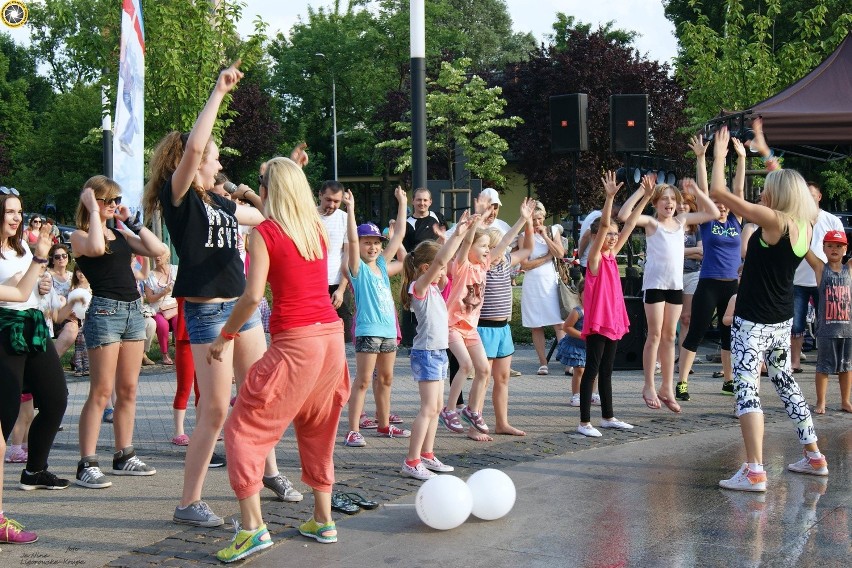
[224,320,350,500]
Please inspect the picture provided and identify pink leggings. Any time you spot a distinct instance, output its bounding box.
[172,299,198,411]
[153,313,175,354]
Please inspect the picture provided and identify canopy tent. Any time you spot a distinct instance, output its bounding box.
[708,32,852,161]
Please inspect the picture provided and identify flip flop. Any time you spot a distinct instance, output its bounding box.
[331,492,360,514]
[658,395,682,414]
[642,393,661,409]
[342,491,379,510]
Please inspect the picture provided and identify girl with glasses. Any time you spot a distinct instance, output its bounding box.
[22,217,41,252]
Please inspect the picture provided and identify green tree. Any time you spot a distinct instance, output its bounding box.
[0,47,34,179]
[549,13,637,50]
[378,58,522,188]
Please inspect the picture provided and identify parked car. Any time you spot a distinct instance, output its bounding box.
[828,212,852,261]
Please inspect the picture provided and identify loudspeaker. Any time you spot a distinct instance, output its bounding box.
[550,94,588,153]
[610,94,649,153]
[613,296,646,370]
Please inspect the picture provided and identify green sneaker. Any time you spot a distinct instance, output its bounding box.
[675,381,690,401]
[299,518,337,544]
[721,380,735,395]
[215,522,272,563]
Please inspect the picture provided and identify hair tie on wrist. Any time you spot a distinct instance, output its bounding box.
[32,256,49,264]
[220,329,239,341]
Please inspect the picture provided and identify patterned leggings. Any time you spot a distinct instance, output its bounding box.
[731,316,817,444]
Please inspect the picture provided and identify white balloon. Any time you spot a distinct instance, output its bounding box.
[467,469,516,520]
[415,475,473,530]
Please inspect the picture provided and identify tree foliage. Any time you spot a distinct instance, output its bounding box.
[378,58,522,188]
[501,26,688,216]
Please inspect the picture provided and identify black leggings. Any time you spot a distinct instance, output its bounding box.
[580,334,617,423]
[681,279,738,352]
[0,326,68,473]
[447,349,464,406]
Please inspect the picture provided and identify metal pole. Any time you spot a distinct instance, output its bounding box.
[102,87,112,178]
[410,0,427,190]
[332,76,338,181]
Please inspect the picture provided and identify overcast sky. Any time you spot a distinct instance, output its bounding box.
[2,1,678,65]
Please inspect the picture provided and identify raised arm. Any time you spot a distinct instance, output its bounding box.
[116,207,167,258]
[382,186,408,262]
[70,188,107,258]
[413,212,472,298]
[171,61,243,204]
[683,179,720,225]
[804,249,825,284]
[749,117,780,171]
[615,174,654,255]
[587,173,622,274]
[453,213,482,266]
[0,223,52,302]
[617,176,656,229]
[731,137,747,201]
[495,198,536,255]
[343,189,360,277]
[689,134,710,193]
[511,216,535,266]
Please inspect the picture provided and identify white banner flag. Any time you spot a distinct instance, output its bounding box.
[113,0,145,216]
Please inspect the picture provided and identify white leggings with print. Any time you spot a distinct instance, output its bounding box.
[730,316,817,445]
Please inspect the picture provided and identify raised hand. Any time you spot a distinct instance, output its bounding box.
[80,187,99,213]
[34,222,54,259]
[519,197,537,221]
[682,178,699,197]
[731,137,746,158]
[750,117,769,155]
[688,134,709,157]
[290,143,309,168]
[713,126,730,158]
[342,189,354,210]
[453,211,473,238]
[601,171,624,197]
[641,173,657,198]
[216,60,243,95]
[114,203,131,223]
[394,185,407,206]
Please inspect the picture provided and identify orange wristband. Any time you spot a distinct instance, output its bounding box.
[220,329,240,341]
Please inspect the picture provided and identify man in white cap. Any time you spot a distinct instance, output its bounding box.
[445,187,511,239]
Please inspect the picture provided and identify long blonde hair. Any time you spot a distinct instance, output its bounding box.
[75,175,121,253]
[263,157,328,261]
[762,169,818,225]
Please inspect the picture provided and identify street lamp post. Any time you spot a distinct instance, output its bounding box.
[315,53,338,180]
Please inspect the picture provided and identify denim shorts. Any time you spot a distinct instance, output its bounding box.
[410,349,449,381]
[83,296,147,349]
[183,299,262,345]
[792,285,819,336]
[355,336,398,353]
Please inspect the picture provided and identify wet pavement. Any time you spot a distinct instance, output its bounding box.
[1,344,850,567]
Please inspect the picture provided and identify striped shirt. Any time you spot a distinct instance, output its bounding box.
[480,252,513,320]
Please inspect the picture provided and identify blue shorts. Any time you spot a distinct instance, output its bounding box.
[183,299,262,345]
[477,323,514,359]
[83,296,146,349]
[410,349,449,381]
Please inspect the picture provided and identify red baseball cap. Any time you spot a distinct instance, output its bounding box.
[823,230,847,245]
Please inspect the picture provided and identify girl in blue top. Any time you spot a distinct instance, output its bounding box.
[343,187,407,448]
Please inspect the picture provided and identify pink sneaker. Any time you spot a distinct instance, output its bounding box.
[4,446,27,463]
[359,413,378,429]
[171,434,190,446]
[388,413,403,424]
[376,425,411,438]
[438,407,464,433]
[0,515,38,544]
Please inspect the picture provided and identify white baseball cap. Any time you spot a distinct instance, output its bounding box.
[479,187,502,206]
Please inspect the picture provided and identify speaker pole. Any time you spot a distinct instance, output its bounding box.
[571,151,580,247]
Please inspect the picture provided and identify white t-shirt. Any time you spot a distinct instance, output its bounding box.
[794,210,844,287]
[578,210,603,267]
[319,208,348,286]
[0,241,39,311]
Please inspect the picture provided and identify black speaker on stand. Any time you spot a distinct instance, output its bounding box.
[613,296,646,370]
[610,95,649,153]
[550,94,588,153]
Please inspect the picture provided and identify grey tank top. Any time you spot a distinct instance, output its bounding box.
[817,264,852,339]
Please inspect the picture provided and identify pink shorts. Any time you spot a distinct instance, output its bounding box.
[448,326,482,348]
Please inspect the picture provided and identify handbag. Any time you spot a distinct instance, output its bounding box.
[158,297,178,319]
[553,258,579,320]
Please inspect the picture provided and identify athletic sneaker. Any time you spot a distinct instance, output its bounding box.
[438,407,464,433]
[173,500,224,527]
[75,458,112,489]
[112,446,156,476]
[216,522,272,563]
[388,413,403,424]
[0,515,37,544]
[4,446,27,463]
[263,474,304,502]
[344,430,366,447]
[787,452,829,476]
[400,461,436,481]
[376,425,411,438]
[420,455,454,473]
[675,381,690,401]
[721,380,735,395]
[359,414,378,429]
[208,452,226,468]
[102,408,114,423]
[600,418,634,430]
[299,518,337,544]
[591,392,601,406]
[570,393,581,407]
[719,464,767,492]
[460,406,489,433]
[577,423,602,437]
[19,469,70,491]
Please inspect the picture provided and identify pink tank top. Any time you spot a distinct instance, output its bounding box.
[581,252,630,341]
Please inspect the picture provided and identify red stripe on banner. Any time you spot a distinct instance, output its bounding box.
[123,0,145,52]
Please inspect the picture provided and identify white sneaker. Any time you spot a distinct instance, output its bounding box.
[420,455,454,473]
[787,452,828,476]
[600,418,634,430]
[719,463,767,492]
[591,392,601,405]
[655,361,661,374]
[570,393,581,407]
[401,461,437,481]
[577,423,602,438]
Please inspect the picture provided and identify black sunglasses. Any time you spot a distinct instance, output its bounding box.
[0,186,20,196]
[31,219,42,224]
[96,196,122,206]
[53,253,68,260]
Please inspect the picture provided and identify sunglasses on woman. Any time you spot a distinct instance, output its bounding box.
[0,186,20,196]
[31,219,42,224]
[53,253,68,260]
[96,196,122,206]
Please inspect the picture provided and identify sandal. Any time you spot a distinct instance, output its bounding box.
[658,395,682,414]
[171,434,190,446]
[537,365,549,375]
[342,491,379,510]
[331,491,360,514]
